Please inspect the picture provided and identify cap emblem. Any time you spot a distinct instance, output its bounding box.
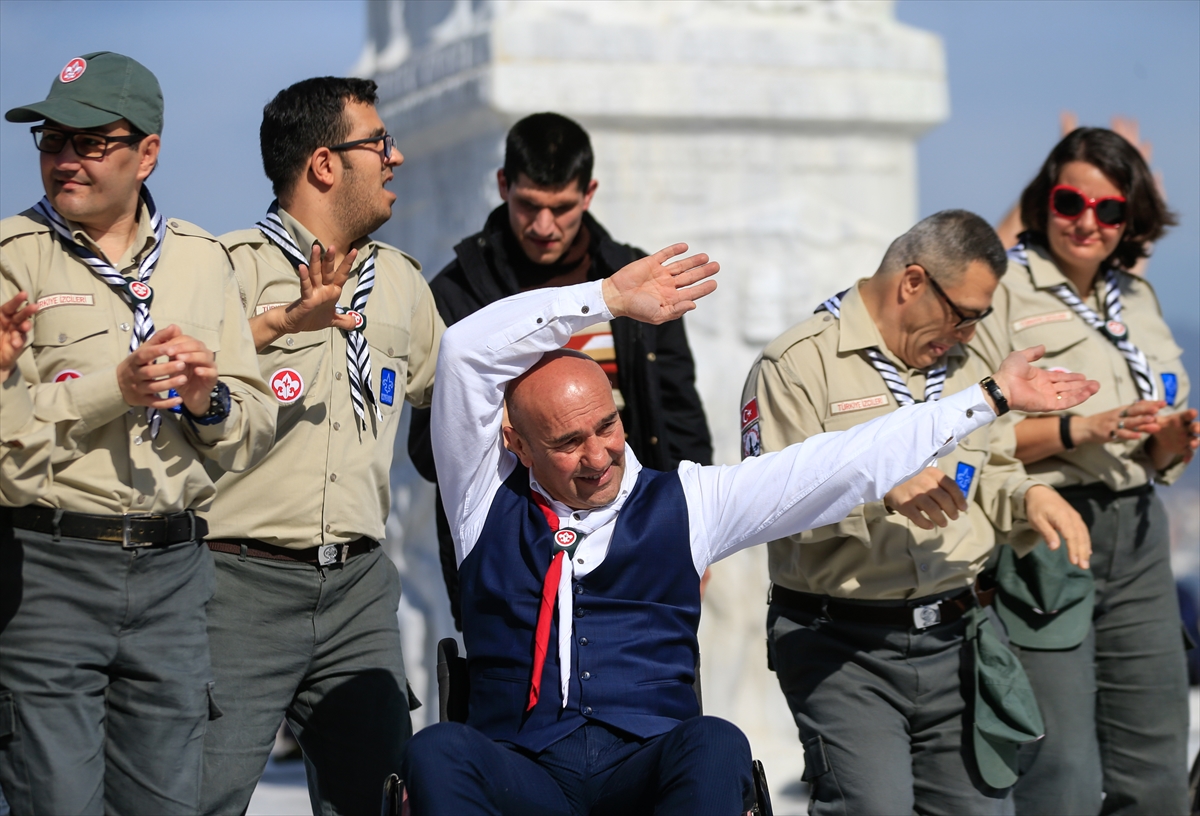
[60,58,87,83]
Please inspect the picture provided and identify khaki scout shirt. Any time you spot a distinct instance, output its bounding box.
[743,282,1040,601]
[970,241,1190,490]
[0,206,278,514]
[202,208,443,548]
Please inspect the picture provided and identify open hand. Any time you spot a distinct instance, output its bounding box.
[1025,484,1091,569]
[250,244,358,350]
[1074,400,1164,446]
[992,347,1100,414]
[1,291,38,380]
[1147,408,1200,468]
[601,243,718,324]
[883,467,968,530]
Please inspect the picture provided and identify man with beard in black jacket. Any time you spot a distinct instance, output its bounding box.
[409,112,712,628]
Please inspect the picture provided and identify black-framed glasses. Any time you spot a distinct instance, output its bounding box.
[923,269,992,329]
[31,125,144,159]
[328,133,395,161]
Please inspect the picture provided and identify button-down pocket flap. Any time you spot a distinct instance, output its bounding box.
[0,690,14,739]
[801,735,831,780]
[364,320,410,360]
[32,309,108,347]
[267,329,326,352]
[1013,317,1090,356]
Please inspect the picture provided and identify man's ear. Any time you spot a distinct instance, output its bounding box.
[502,425,535,468]
[308,147,337,189]
[899,264,926,304]
[580,178,598,210]
[136,134,161,182]
[497,169,509,202]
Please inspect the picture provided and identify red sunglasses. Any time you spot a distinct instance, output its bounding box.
[1049,184,1127,228]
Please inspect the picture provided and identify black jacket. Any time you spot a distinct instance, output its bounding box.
[408,205,712,627]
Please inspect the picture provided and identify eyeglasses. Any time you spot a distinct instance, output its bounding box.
[1049,184,1127,228]
[923,269,993,330]
[31,125,144,159]
[328,133,396,161]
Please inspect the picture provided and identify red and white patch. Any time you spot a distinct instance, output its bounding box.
[270,368,304,405]
[1105,320,1127,338]
[347,310,364,330]
[740,397,760,430]
[53,369,82,383]
[59,58,87,83]
[1012,310,1072,332]
[554,529,579,549]
[1049,366,1072,374]
[741,422,762,459]
[128,281,152,301]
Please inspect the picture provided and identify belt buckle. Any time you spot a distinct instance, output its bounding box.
[317,544,341,566]
[912,602,942,629]
[121,513,161,550]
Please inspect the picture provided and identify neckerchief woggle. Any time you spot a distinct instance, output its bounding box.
[34,187,168,437]
[255,201,383,427]
[816,289,947,404]
[1007,238,1157,401]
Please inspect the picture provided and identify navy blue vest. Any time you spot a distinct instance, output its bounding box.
[458,463,701,752]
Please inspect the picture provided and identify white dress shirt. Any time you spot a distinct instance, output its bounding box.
[431,280,997,705]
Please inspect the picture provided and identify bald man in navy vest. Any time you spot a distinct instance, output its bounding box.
[402,243,1098,815]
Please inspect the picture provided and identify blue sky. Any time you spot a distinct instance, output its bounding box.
[2,0,1196,337]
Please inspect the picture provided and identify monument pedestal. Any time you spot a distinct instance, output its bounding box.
[367,0,947,791]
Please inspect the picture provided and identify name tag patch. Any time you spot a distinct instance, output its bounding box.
[379,368,396,406]
[1161,373,1178,406]
[955,462,976,498]
[1013,311,1073,332]
[830,394,889,415]
[254,301,290,316]
[36,293,94,311]
[740,397,761,459]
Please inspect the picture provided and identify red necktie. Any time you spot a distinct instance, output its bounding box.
[528,491,565,711]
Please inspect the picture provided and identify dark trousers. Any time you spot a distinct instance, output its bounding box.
[402,717,753,816]
[1010,488,1190,816]
[769,601,1005,816]
[200,547,412,816]
[0,526,215,815]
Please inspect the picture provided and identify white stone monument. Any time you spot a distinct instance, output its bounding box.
[364,0,947,797]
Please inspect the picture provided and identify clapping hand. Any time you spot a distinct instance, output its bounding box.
[602,243,719,324]
[991,346,1100,414]
[1,291,37,380]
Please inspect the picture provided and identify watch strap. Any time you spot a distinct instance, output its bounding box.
[979,376,1010,416]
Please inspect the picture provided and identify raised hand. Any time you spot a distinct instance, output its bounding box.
[601,243,718,324]
[1,291,38,380]
[250,243,358,350]
[1024,484,1091,569]
[991,346,1099,414]
[117,325,188,409]
[882,466,967,530]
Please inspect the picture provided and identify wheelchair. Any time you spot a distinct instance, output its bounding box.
[382,639,774,816]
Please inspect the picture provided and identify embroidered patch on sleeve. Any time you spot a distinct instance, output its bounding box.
[380,368,396,406]
[1161,373,1178,407]
[955,462,976,498]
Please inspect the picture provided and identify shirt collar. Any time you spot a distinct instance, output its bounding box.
[836,278,965,370]
[275,206,376,275]
[67,198,158,271]
[529,444,643,533]
[1024,239,1077,293]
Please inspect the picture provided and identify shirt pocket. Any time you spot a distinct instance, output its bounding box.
[1013,319,1090,370]
[263,330,326,409]
[364,320,410,414]
[30,306,112,381]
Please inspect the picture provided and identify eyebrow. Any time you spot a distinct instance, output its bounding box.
[545,411,619,447]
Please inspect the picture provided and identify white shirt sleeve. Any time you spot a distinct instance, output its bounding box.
[680,385,997,574]
[431,280,614,565]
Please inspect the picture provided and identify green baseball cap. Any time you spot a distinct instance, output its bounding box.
[971,608,1046,790]
[5,52,163,135]
[994,542,1095,650]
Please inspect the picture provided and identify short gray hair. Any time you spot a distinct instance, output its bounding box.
[876,210,1007,283]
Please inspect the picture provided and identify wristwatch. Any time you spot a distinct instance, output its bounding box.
[183,381,231,425]
[979,376,1010,416]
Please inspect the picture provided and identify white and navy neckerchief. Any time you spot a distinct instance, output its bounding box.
[816,289,947,405]
[255,201,383,428]
[34,187,168,437]
[1008,240,1157,400]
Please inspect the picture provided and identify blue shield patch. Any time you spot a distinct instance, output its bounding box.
[1161,373,1178,407]
[168,388,183,413]
[379,368,396,406]
[955,462,976,498]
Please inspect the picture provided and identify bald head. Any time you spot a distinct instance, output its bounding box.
[503,349,627,509]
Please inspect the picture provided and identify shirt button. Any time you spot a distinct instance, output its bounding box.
[581,306,590,314]
[170,220,180,229]
[134,436,143,445]
[135,494,145,504]
[330,474,337,482]
[536,317,544,324]
[581,671,591,680]
[119,322,130,332]
[58,333,67,343]
[582,706,593,715]
[574,585,583,595]
[823,314,832,322]
[919,563,928,572]
[577,557,584,564]
[646,352,656,362]
[966,408,974,418]
[335,372,343,380]
[325,524,333,532]
[649,436,658,445]
[573,512,582,520]
[333,422,341,431]
[579,637,589,646]
[286,337,295,347]
[387,347,394,356]
[575,607,585,617]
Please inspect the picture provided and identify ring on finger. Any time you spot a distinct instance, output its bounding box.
[1118,420,1125,431]
[1109,429,1117,440]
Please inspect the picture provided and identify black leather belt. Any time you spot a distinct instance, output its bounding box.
[1057,482,1153,502]
[206,537,378,566]
[5,506,206,549]
[770,585,974,630]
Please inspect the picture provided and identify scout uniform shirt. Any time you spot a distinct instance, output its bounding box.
[969,240,1191,490]
[203,208,443,547]
[0,206,277,514]
[743,282,1041,600]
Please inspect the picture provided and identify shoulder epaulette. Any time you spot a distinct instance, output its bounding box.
[218,228,271,252]
[165,218,221,244]
[0,212,50,245]
[374,241,423,274]
[762,312,838,362]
